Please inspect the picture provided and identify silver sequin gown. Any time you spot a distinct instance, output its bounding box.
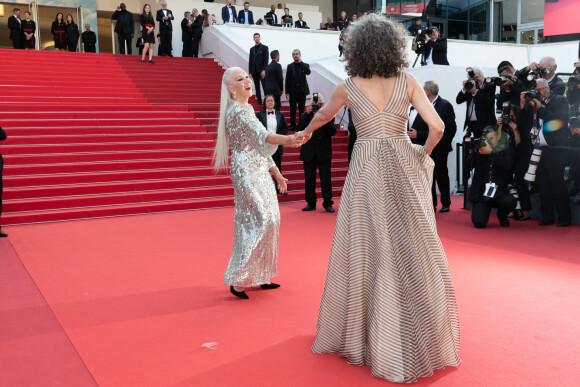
[223,101,280,287]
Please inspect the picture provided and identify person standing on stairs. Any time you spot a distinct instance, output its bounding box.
[156,1,174,57]
[65,14,79,52]
[112,3,134,55]
[140,4,155,63]
[51,13,67,52]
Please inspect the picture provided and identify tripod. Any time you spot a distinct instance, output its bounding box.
[412,47,426,68]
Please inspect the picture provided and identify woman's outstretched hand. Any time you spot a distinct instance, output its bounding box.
[275,173,288,194]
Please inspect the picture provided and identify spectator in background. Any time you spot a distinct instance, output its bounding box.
[65,14,79,52]
[82,24,97,53]
[157,1,174,57]
[140,4,155,63]
[408,17,422,36]
[336,11,349,31]
[265,5,278,26]
[0,127,6,237]
[248,33,269,105]
[282,8,292,27]
[21,11,36,50]
[8,8,22,49]
[263,50,283,111]
[423,27,449,65]
[323,17,335,30]
[202,9,215,28]
[181,11,193,57]
[112,3,134,55]
[191,9,203,58]
[51,13,67,52]
[237,2,254,25]
[295,12,308,28]
[285,49,311,130]
[222,0,237,24]
[350,13,358,25]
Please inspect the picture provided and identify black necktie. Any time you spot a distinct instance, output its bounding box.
[267,111,274,115]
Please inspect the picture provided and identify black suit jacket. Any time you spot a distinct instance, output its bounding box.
[285,62,311,96]
[237,9,254,24]
[263,61,283,96]
[156,9,174,31]
[191,15,203,39]
[456,82,497,133]
[222,5,237,23]
[112,10,134,35]
[298,112,336,163]
[265,11,278,26]
[538,94,570,148]
[181,18,192,41]
[425,38,449,65]
[256,110,289,156]
[249,43,268,74]
[548,76,566,96]
[410,97,457,156]
[295,19,308,29]
[8,16,22,41]
[469,143,515,202]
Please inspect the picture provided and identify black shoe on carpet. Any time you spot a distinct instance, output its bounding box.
[230,286,249,299]
[260,283,280,289]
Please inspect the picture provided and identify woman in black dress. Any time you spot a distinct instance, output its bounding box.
[140,4,155,63]
[22,11,36,50]
[66,14,79,52]
[51,13,66,51]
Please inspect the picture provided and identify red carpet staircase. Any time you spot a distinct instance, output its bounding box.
[0,49,348,225]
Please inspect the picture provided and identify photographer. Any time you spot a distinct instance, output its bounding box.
[566,62,580,108]
[298,93,336,212]
[408,18,422,36]
[112,3,134,55]
[469,125,517,228]
[423,27,449,66]
[495,61,527,110]
[520,57,565,96]
[527,79,571,226]
[457,67,496,138]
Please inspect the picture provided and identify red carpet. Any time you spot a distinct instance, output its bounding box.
[1,196,579,386]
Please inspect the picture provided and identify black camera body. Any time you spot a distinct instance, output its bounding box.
[501,102,512,125]
[571,117,580,130]
[524,90,539,101]
[488,75,513,87]
[464,136,486,151]
[465,68,478,91]
[526,67,551,82]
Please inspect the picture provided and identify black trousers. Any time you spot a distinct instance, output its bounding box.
[117,33,132,54]
[182,40,193,57]
[431,152,451,208]
[347,131,357,163]
[192,37,201,57]
[289,92,306,128]
[11,37,23,49]
[67,41,78,52]
[252,72,264,104]
[536,147,571,223]
[513,144,533,211]
[569,144,580,193]
[471,191,517,228]
[0,155,3,227]
[84,44,96,53]
[303,156,332,207]
[160,30,172,55]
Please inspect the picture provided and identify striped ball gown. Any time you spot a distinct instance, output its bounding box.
[311,74,461,383]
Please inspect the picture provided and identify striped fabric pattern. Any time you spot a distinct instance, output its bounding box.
[311,74,461,383]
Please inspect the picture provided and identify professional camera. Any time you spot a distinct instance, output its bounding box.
[524,144,542,182]
[526,67,551,82]
[501,102,512,125]
[417,27,434,37]
[311,92,321,113]
[524,89,539,101]
[463,136,486,151]
[487,75,513,87]
[465,67,477,91]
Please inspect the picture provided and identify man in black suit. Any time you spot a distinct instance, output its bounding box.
[156,1,174,57]
[221,0,237,23]
[409,81,457,212]
[423,27,449,65]
[112,3,134,55]
[191,8,203,58]
[82,24,97,53]
[469,126,517,228]
[295,12,308,29]
[265,5,278,26]
[237,2,254,25]
[0,127,7,237]
[285,49,311,130]
[256,95,289,189]
[8,8,23,49]
[298,94,336,212]
[263,50,283,111]
[181,11,193,57]
[248,33,268,105]
[529,79,571,227]
[456,67,496,138]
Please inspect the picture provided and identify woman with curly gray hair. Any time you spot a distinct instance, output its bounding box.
[299,13,461,383]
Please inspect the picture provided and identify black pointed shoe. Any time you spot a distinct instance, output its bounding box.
[230,286,249,299]
[260,283,280,290]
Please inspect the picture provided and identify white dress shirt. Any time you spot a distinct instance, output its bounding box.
[266,110,277,134]
[228,7,234,23]
[243,10,250,24]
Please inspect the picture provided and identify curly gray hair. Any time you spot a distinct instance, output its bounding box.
[342,13,408,79]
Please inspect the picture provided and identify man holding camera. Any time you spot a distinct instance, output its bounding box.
[285,49,311,130]
[495,61,528,110]
[469,125,517,228]
[298,94,336,212]
[526,79,571,226]
[157,1,174,57]
[423,27,449,66]
[409,81,456,212]
[457,67,496,138]
[112,3,134,55]
[520,57,565,96]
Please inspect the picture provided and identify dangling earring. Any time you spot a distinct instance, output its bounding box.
[233,91,237,99]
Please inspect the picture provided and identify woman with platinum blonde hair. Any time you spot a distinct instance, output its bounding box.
[298,13,461,382]
[214,67,302,300]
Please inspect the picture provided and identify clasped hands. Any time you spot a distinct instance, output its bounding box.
[289,131,312,148]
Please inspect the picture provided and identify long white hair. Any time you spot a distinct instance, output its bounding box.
[213,67,240,170]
